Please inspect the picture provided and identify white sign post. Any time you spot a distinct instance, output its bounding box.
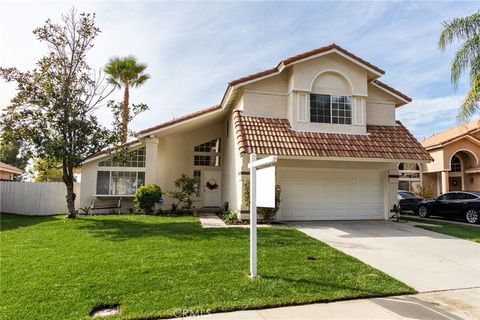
[248,153,277,278]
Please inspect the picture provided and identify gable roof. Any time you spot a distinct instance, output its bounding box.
[229,43,385,86]
[134,44,408,140]
[0,161,23,174]
[421,120,480,149]
[372,80,412,103]
[234,111,431,162]
[136,104,222,137]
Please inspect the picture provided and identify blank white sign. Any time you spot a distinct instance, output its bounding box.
[256,166,275,208]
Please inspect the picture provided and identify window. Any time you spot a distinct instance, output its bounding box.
[193,170,201,197]
[310,94,351,124]
[194,155,220,166]
[96,171,145,195]
[194,139,220,153]
[457,193,478,200]
[194,138,221,167]
[99,148,146,167]
[398,162,421,192]
[451,156,461,172]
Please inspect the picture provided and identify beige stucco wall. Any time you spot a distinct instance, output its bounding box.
[441,139,480,169]
[289,54,368,94]
[152,120,226,210]
[79,160,98,208]
[222,109,244,212]
[366,84,397,126]
[423,138,480,173]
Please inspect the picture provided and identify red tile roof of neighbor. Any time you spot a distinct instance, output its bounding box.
[0,161,23,174]
[421,120,480,148]
[234,111,432,161]
[229,43,385,86]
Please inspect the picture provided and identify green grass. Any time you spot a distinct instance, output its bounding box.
[1,214,413,320]
[403,216,480,243]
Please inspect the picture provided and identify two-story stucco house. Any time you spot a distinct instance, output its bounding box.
[420,120,480,197]
[80,44,431,220]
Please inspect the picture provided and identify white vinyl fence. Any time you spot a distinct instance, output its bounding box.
[0,181,81,215]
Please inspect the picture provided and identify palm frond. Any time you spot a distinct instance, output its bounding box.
[450,34,480,87]
[458,74,480,122]
[439,10,480,50]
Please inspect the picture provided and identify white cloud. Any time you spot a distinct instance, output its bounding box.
[396,95,467,140]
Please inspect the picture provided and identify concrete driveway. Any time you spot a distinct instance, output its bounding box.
[288,221,480,292]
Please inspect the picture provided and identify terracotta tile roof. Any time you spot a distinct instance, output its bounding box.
[0,161,23,174]
[234,111,432,161]
[421,120,480,148]
[136,104,221,136]
[229,43,385,86]
[373,80,412,102]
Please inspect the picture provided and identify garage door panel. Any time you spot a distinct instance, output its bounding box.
[279,168,384,221]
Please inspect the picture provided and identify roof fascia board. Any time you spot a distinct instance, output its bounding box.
[370,81,409,105]
[229,49,384,91]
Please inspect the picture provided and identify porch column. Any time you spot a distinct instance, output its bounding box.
[441,170,449,194]
[144,137,159,185]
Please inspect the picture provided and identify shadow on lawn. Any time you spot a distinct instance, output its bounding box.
[76,216,252,242]
[260,274,409,297]
[75,215,303,244]
[0,213,59,232]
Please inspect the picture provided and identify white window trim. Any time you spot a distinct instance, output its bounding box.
[96,169,146,196]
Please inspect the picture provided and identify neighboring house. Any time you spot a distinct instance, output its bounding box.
[0,161,23,181]
[80,44,431,220]
[419,121,480,197]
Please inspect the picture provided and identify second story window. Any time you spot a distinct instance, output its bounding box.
[310,94,352,124]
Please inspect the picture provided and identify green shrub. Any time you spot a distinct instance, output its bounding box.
[134,184,162,214]
[219,210,239,223]
[168,174,196,213]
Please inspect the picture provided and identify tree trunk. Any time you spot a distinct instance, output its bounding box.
[121,85,130,143]
[63,161,77,218]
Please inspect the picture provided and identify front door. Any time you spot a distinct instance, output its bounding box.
[449,177,462,191]
[203,170,221,207]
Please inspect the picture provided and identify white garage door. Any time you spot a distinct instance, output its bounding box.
[278,168,385,221]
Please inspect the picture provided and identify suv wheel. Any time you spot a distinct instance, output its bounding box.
[418,205,429,218]
[465,209,479,224]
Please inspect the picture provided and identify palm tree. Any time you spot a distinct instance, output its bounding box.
[104,56,150,142]
[439,11,480,122]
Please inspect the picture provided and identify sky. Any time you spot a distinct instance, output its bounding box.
[0,1,478,141]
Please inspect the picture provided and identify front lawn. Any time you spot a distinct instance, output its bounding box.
[1,214,413,319]
[404,216,480,243]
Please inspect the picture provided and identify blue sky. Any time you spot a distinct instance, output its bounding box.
[0,1,478,140]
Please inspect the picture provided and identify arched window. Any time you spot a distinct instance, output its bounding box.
[451,155,461,172]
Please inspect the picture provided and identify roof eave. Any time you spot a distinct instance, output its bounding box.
[370,81,411,107]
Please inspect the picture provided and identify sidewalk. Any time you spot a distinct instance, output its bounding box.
[177,288,479,320]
